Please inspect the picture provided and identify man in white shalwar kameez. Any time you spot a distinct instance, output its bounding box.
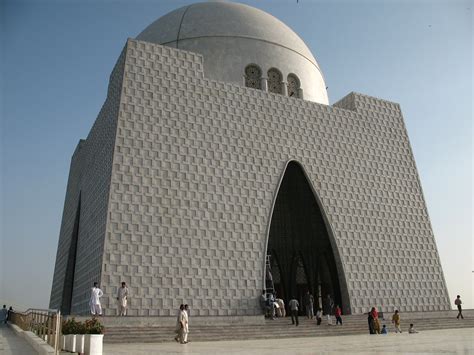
[89,282,104,316]
[116,282,129,316]
[179,306,189,344]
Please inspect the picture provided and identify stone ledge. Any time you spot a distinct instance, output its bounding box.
[8,323,55,355]
[71,315,265,327]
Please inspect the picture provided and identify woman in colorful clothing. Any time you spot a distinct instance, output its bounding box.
[370,307,381,334]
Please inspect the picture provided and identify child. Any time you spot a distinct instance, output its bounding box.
[408,323,418,334]
[392,310,402,333]
[335,305,343,325]
[381,324,388,334]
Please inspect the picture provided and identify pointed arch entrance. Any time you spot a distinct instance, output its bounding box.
[265,161,350,315]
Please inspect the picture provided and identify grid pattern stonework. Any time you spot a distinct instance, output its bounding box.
[51,39,450,316]
[50,49,126,314]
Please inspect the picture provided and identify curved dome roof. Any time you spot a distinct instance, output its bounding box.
[137,2,328,104]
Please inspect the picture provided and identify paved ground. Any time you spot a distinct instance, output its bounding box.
[103,327,474,354]
[0,324,37,355]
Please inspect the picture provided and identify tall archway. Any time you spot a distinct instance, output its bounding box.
[264,161,350,314]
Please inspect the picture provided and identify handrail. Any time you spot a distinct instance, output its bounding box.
[10,308,61,355]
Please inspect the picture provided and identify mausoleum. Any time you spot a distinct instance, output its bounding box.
[50,1,450,317]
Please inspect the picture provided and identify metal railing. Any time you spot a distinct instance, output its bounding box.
[10,308,62,354]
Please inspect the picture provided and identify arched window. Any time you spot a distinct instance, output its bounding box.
[287,74,300,98]
[267,68,283,94]
[244,64,262,89]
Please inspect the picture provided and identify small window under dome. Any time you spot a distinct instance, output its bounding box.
[287,74,300,98]
[268,68,283,94]
[245,65,262,89]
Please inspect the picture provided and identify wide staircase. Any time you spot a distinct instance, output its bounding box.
[103,312,474,344]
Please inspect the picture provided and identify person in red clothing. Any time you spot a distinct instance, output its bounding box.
[370,307,381,334]
[335,305,343,325]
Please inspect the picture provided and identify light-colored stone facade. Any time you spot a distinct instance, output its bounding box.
[50,39,450,316]
[50,49,126,313]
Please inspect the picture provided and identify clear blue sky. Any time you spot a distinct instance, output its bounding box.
[1,0,472,310]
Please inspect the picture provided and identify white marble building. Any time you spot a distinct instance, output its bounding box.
[50,2,450,316]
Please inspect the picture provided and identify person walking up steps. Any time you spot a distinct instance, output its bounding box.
[288,296,299,326]
[455,295,464,319]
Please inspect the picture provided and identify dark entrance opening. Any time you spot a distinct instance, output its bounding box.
[266,162,345,316]
[61,193,81,315]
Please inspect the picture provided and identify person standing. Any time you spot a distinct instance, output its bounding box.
[324,294,334,325]
[288,296,299,326]
[7,307,13,323]
[370,307,380,334]
[334,305,343,325]
[392,310,402,333]
[304,291,314,319]
[116,282,129,316]
[184,304,190,342]
[0,305,7,324]
[368,311,375,334]
[175,304,184,342]
[179,304,189,344]
[259,290,267,316]
[89,282,104,316]
[455,295,464,319]
[266,293,276,319]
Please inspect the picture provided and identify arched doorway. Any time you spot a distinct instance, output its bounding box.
[265,161,349,314]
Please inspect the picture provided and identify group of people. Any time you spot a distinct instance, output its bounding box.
[174,304,190,344]
[368,308,419,334]
[260,292,467,336]
[89,281,129,316]
[367,295,465,335]
[261,291,344,327]
[0,305,13,324]
[260,290,286,319]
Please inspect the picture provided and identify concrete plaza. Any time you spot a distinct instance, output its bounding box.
[1,322,472,354]
[103,327,474,354]
[0,324,36,355]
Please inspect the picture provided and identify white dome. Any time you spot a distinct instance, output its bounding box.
[137,1,329,104]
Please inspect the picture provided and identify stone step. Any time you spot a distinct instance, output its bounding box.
[103,318,474,343]
[106,316,473,327]
[105,319,474,333]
